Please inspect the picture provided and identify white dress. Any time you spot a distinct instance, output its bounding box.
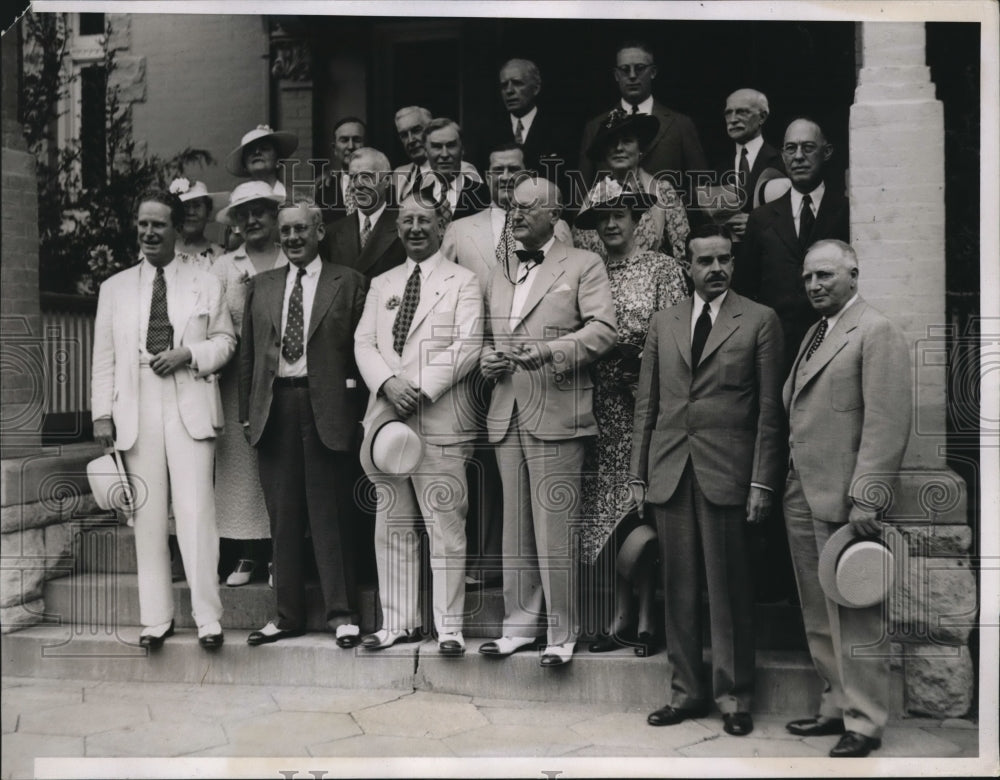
[210,247,288,539]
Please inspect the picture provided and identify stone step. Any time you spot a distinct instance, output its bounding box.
[44,573,808,647]
[0,625,835,714]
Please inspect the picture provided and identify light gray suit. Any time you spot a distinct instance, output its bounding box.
[783,297,911,738]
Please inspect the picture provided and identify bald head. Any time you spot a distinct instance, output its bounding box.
[782,118,832,193]
[725,89,769,145]
[499,59,541,117]
[509,176,562,249]
[395,106,433,164]
[802,239,859,317]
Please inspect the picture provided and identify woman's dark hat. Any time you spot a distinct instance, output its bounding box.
[586,107,660,161]
[574,178,658,229]
[593,505,658,580]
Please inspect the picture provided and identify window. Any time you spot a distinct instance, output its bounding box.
[79,65,107,189]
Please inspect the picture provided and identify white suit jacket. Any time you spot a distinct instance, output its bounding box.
[91,258,236,451]
[354,255,483,445]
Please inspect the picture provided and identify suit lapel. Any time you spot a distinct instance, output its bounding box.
[266,267,287,337]
[124,265,142,358]
[307,262,342,343]
[813,189,843,239]
[773,192,801,257]
[669,298,694,371]
[406,261,453,337]
[792,300,867,401]
[471,211,498,271]
[357,210,397,275]
[171,261,200,344]
[512,240,567,327]
[650,102,674,154]
[698,292,741,366]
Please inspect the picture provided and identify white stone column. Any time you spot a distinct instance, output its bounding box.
[850,21,974,719]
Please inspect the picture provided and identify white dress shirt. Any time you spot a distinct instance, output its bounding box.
[621,96,654,115]
[138,256,182,361]
[734,134,765,175]
[278,256,322,377]
[790,181,825,236]
[509,235,556,326]
[689,289,727,340]
[511,105,538,139]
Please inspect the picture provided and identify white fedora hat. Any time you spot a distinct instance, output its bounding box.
[359,408,425,477]
[818,523,895,608]
[86,450,135,525]
[216,180,286,225]
[226,124,299,177]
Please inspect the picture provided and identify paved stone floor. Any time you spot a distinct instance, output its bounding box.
[1,675,982,778]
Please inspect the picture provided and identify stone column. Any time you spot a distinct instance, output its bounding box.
[850,22,975,719]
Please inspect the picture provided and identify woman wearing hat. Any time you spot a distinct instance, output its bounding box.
[226,124,299,197]
[210,181,288,586]
[576,180,689,655]
[573,108,689,269]
[169,178,226,266]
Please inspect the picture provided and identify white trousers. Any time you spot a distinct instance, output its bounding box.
[124,366,222,629]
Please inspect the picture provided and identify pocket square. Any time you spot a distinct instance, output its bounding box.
[552,284,572,294]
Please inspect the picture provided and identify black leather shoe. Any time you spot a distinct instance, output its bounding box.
[588,636,625,653]
[785,716,846,737]
[634,631,656,657]
[723,712,754,736]
[247,625,306,646]
[198,632,224,650]
[647,704,710,727]
[438,639,465,657]
[336,634,361,649]
[829,731,881,758]
[139,621,174,651]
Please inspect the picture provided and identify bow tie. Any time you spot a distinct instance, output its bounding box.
[515,249,544,264]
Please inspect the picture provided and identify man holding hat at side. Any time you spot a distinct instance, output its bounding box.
[354,193,483,656]
[782,239,911,757]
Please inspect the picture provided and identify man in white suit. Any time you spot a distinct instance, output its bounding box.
[92,190,235,650]
[354,194,484,656]
[478,176,617,667]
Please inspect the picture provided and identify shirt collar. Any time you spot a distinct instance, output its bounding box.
[522,235,556,262]
[693,289,728,318]
[825,293,859,332]
[406,250,443,277]
[739,134,765,158]
[621,96,654,115]
[287,256,322,279]
[511,105,538,133]
[140,254,178,280]
[790,180,826,214]
[359,202,387,229]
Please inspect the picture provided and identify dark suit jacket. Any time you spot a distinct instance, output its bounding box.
[322,208,406,279]
[481,107,574,192]
[239,260,368,451]
[419,175,490,223]
[734,187,849,365]
[630,291,785,507]
[578,100,708,192]
[314,171,351,225]
[715,139,785,213]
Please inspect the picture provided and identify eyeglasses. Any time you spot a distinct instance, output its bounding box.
[615,64,652,78]
[782,142,822,155]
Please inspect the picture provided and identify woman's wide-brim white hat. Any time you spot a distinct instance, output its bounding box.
[216,180,286,224]
[226,125,299,177]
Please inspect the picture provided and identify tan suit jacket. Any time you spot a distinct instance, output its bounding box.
[354,256,484,445]
[783,297,911,521]
[483,238,617,442]
[91,259,235,451]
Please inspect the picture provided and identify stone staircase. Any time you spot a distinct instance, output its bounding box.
[2,519,886,714]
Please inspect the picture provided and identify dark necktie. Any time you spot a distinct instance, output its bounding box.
[630,103,640,115]
[691,301,712,366]
[514,118,525,145]
[495,210,514,269]
[392,265,422,355]
[146,266,173,355]
[282,267,306,363]
[514,249,544,264]
[360,215,372,249]
[799,193,816,250]
[738,147,752,209]
[806,318,828,361]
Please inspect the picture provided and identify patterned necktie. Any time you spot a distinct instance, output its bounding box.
[514,118,525,145]
[799,193,816,250]
[691,301,712,366]
[282,267,306,363]
[392,265,422,355]
[360,215,372,249]
[495,210,514,269]
[806,318,828,361]
[146,266,173,354]
[344,177,357,216]
[738,147,752,209]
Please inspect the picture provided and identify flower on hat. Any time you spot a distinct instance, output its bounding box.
[603,107,629,129]
[169,177,191,195]
[256,124,273,133]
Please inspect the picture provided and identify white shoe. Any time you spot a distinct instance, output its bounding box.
[540,642,576,666]
[478,635,540,656]
[226,559,255,587]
